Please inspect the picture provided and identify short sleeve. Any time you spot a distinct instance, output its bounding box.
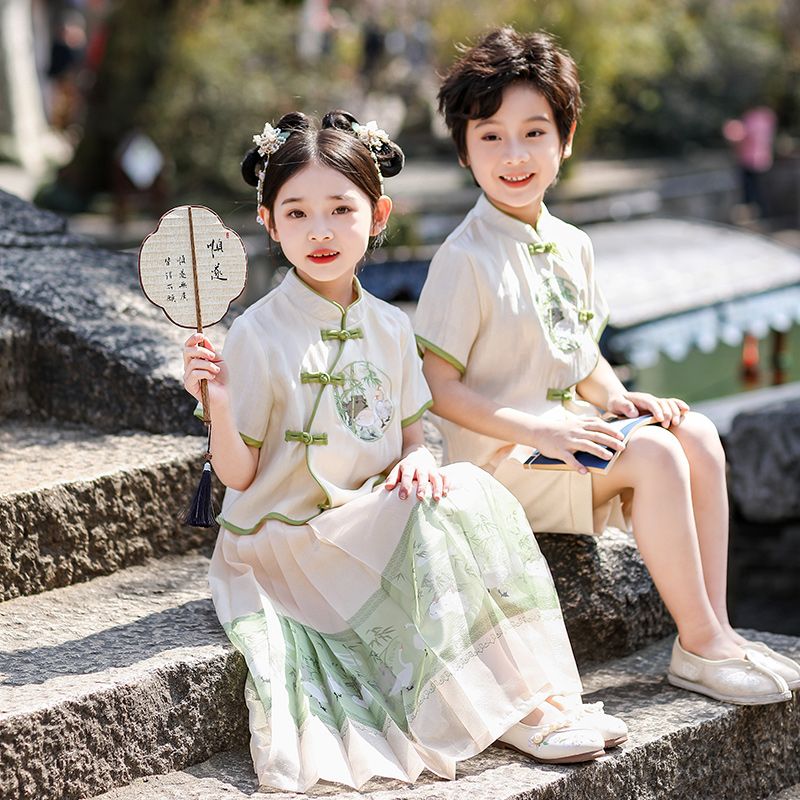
[582,234,610,342]
[194,315,272,448]
[414,242,481,374]
[399,317,433,427]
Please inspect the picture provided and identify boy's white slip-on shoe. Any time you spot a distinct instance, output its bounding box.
[743,641,800,691]
[497,719,605,764]
[667,637,791,705]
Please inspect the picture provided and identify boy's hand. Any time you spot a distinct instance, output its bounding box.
[182,332,229,407]
[532,417,626,474]
[606,391,689,428]
[385,447,449,501]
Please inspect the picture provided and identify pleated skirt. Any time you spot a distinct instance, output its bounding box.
[208,462,582,792]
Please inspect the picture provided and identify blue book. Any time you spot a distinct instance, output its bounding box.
[523,414,657,473]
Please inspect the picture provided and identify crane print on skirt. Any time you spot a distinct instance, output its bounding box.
[210,463,582,790]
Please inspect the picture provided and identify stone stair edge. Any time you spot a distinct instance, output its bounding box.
[0,531,670,800]
[0,445,220,601]
[0,543,792,800]
[87,633,800,800]
[0,422,208,499]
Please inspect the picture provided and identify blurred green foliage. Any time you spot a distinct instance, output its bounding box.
[430,0,798,156]
[55,0,799,200]
[140,0,361,195]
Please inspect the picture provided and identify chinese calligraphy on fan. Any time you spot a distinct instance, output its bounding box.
[161,240,229,303]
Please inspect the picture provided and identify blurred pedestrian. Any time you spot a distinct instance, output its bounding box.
[723,106,778,218]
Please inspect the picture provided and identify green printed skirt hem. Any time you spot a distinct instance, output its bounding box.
[208,462,582,792]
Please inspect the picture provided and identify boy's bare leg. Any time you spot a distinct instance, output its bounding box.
[592,425,744,660]
[668,412,749,646]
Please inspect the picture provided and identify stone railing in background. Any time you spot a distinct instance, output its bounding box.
[726,397,800,634]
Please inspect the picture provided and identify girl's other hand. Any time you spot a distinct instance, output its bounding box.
[606,391,689,428]
[182,332,228,405]
[532,417,626,474]
[384,447,449,501]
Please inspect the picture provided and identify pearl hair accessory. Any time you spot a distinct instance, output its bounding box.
[252,122,290,224]
[351,120,390,192]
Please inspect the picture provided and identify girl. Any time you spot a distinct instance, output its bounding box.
[415,27,800,707]
[182,110,625,792]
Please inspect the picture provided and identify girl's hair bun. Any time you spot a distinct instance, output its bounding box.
[322,109,405,180]
[321,109,359,132]
[241,112,312,188]
[275,111,312,136]
[241,147,263,188]
[376,138,404,178]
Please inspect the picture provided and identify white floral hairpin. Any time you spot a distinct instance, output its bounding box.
[253,122,290,158]
[351,120,390,149]
[252,122,290,224]
[351,120,389,192]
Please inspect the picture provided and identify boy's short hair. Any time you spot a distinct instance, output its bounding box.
[438,26,583,163]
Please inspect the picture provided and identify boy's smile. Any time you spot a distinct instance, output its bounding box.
[464,83,575,226]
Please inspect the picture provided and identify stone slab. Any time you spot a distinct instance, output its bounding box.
[0,190,236,434]
[773,786,800,799]
[537,528,673,669]
[90,634,800,800]
[0,528,672,800]
[0,312,31,417]
[0,554,248,800]
[726,397,800,523]
[0,421,220,600]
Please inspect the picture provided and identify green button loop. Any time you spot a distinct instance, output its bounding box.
[321,327,363,341]
[546,387,573,402]
[285,430,328,445]
[578,309,595,323]
[528,241,559,256]
[301,371,344,386]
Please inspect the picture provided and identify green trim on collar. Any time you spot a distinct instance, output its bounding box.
[291,267,363,315]
[401,399,433,427]
[415,335,466,375]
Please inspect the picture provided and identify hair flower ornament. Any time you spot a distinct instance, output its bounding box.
[253,122,290,158]
[351,120,390,149]
[351,120,390,190]
[252,121,290,223]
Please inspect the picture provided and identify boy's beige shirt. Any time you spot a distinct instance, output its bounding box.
[209,268,432,534]
[415,194,609,471]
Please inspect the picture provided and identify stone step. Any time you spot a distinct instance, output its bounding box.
[772,786,800,800]
[88,634,800,800]
[0,530,672,800]
[0,312,32,417]
[0,554,248,800]
[0,420,219,600]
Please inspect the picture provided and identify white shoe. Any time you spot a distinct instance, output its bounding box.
[497,719,605,764]
[566,701,628,748]
[668,637,791,705]
[743,641,800,691]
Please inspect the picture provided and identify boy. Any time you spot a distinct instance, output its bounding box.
[414,26,799,704]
